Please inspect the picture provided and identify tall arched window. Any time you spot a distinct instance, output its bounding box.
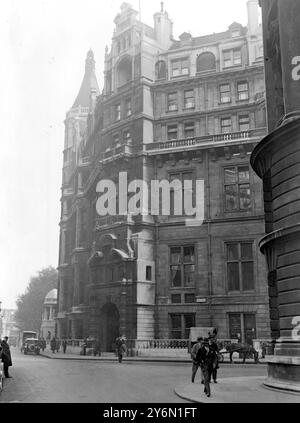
[117,56,132,88]
[155,60,167,80]
[196,52,216,73]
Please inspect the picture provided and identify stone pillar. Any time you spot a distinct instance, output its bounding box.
[119,279,127,336]
[251,0,300,392]
[73,263,80,307]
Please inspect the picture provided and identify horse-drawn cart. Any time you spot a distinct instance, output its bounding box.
[217,341,259,363]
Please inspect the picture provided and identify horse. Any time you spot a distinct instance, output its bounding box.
[225,342,259,364]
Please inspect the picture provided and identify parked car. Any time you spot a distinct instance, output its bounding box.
[20,331,37,352]
[23,338,41,355]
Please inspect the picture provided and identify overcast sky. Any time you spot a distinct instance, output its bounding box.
[0,0,253,310]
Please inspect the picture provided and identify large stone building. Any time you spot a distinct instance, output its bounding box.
[57,1,270,351]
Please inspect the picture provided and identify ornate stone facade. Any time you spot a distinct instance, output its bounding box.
[57,1,270,352]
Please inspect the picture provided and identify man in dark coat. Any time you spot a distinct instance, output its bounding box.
[1,337,12,378]
[196,338,216,397]
[115,335,127,363]
[93,339,101,357]
[50,337,56,353]
[62,339,68,354]
[209,336,219,383]
[41,337,46,352]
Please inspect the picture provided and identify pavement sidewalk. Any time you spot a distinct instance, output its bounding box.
[39,350,267,364]
[174,376,300,403]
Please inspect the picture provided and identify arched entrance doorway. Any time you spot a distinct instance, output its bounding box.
[100,303,120,352]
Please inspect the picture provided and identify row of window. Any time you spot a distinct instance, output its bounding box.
[171,49,242,77]
[170,312,257,341]
[170,239,254,291]
[169,166,250,216]
[158,48,243,80]
[165,115,250,141]
[166,81,249,113]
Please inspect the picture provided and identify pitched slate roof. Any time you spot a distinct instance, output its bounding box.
[169,24,246,50]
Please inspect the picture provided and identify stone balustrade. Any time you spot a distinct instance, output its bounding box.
[145,128,266,152]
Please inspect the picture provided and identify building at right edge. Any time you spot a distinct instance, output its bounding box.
[251,0,300,391]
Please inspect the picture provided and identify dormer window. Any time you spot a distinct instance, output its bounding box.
[229,22,243,39]
[232,30,240,37]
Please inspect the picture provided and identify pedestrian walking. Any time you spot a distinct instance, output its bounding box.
[209,336,219,383]
[115,335,127,363]
[82,338,88,356]
[93,339,101,357]
[56,338,61,353]
[41,337,46,352]
[62,339,68,354]
[50,336,56,353]
[0,337,13,378]
[190,337,204,384]
[196,338,217,398]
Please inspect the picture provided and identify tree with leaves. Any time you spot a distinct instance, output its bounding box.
[15,266,58,333]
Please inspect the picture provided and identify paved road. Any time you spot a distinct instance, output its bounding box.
[0,348,267,403]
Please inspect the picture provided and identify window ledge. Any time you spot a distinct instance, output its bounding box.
[183,107,195,111]
[218,101,232,106]
[224,208,252,213]
[166,109,179,113]
[170,286,195,290]
[223,65,242,70]
[227,290,255,294]
[170,75,190,80]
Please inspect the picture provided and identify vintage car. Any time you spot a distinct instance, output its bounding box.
[23,338,41,355]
